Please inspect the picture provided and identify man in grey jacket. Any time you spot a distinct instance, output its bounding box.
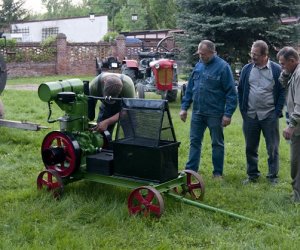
[277,46,300,202]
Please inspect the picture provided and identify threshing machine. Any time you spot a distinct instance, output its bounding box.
[36,78,206,217]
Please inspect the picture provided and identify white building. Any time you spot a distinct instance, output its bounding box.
[9,15,108,43]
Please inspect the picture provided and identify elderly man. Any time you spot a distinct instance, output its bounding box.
[180,40,237,178]
[89,72,135,135]
[238,40,285,184]
[277,46,300,202]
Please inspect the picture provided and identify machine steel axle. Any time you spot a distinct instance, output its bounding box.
[166,192,275,228]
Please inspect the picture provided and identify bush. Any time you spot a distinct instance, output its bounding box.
[102,31,119,42]
[4,36,57,63]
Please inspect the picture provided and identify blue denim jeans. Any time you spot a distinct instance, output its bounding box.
[186,113,224,175]
[242,112,279,179]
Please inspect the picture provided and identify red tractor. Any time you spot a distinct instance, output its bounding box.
[121,36,183,102]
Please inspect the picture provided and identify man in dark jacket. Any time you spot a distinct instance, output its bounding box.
[238,40,285,184]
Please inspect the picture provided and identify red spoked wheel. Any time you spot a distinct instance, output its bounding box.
[173,170,205,200]
[41,131,80,178]
[37,169,64,199]
[128,186,164,218]
[183,170,205,200]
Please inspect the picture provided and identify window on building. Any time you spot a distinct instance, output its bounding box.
[12,26,29,34]
[11,26,29,42]
[42,27,59,40]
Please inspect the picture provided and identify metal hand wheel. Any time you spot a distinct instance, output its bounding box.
[173,170,205,200]
[37,169,64,199]
[128,186,164,218]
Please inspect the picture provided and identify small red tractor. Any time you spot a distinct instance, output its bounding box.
[121,35,185,102]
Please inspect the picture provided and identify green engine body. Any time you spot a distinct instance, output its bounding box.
[38,79,107,177]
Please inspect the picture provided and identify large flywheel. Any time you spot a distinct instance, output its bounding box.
[41,131,80,178]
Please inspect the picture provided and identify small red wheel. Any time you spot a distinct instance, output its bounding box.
[128,186,164,218]
[183,170,205,200]
[41,131,80,178]
[37,169,64,199]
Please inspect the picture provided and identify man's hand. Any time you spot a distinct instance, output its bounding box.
[179,110,187,122]
[92,121,108,133]
[283,126,295,140]
[222,116,231,127]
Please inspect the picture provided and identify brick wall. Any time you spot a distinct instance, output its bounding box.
[6,33,171,78]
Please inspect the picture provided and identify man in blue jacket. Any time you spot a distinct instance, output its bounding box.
[238,40,285,184]
[180,40,237,178]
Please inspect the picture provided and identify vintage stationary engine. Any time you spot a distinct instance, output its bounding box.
[38,79,109,178]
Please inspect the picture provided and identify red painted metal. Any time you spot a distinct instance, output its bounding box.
[122,59,139,68]
[41,131,78,178]
[128,186,164,218]
[184,170,205,200]
[37,169,64,199]
[150,59,174,91]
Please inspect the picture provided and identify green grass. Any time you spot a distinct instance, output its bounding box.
[1,77,300,249]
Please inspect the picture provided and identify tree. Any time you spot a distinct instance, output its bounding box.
[0,0,28,30]
[146,0,178,29]
[41,0,86,19]
[176,0,300,66]
[120,0,178,31]
[86,0,178,32]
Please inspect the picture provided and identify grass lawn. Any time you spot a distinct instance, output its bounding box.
[0,76,300,249]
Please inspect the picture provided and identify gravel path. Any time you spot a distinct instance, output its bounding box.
[5,84,38,91]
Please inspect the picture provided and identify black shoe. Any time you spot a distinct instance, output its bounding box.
[212,174,224,181]
[266,175,278,185]
[242,177,258,185]
[268,177,279,185]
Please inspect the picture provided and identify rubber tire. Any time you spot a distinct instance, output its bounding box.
[166,82,178,102]
[121,64,136,85]
[136,83,145,99]
[0,55,7,95]
[180,83,186,101]
[0,99,4,119]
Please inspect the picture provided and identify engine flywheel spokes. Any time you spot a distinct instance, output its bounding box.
[41,131,79,178]
[128,186,164,218]
[37,169,64,199]
[183,170,205,200]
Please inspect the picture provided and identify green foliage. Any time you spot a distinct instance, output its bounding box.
[0,38,16,49]
[115,0,178,31]
[0,0,29,29]
[4,37,57,63]
[1,78,300,248]
[37,0,178,32]
[176,0,300,66]
[102,31,119,42]
[41,35,57,47]
[41,0,87,19]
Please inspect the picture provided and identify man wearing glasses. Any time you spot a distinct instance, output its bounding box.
[238,40,285,184]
